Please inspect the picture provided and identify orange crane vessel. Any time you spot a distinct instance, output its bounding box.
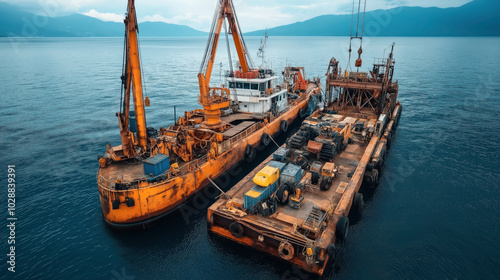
[96,0,321,227]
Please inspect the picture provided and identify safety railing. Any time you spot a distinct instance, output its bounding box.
[218,122,263,155]
[99,122,264,190]
[182,154,209,174]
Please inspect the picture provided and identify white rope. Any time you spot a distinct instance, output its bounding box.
[265,122,280,148]
[197,163,230,198]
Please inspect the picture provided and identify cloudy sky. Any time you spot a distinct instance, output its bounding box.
[5,0,471,31]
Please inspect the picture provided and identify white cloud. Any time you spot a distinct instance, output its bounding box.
[141,14,171,23]
[82,9,123,22]
[292,4,318,9]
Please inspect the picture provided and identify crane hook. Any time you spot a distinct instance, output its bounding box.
[355,47,363,67]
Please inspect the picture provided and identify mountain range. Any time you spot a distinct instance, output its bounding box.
[0,2,206,37]
[247,0,499,36]
[1,0,498,37]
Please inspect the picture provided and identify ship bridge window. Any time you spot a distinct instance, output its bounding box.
[229,82,235,88]
[236,82,243,89]
[268,80,271,89]
[244,83,250,89]
[259,82,266,91]
[251,83,258,90]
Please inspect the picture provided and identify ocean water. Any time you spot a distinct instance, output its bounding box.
[0,36,499,280]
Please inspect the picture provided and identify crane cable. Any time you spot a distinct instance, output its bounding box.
[356,0,361,38]
[200,0,221,74]
[361,0,367,38]
[120,29,127,114]
[224,18,238,103]
[347,0,367,72]
[347,0,355,71]
[136,24,149,107]
[224,20,234,75]
[230,0,254,69]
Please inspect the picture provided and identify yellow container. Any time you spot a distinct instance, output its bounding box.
[253,166,279,187]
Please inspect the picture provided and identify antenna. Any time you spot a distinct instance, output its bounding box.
[257,29,268,68]
[219,62,223,86]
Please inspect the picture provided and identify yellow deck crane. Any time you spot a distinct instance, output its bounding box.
[197,0,256,130]
[101,0,148,166]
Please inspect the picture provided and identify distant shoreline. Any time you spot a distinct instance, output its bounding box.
[1,35,500,38]
[1,0,498,38]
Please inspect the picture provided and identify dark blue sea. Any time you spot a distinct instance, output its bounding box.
[0,36,499,279]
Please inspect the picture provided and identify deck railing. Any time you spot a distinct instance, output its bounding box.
[218,122,263,155]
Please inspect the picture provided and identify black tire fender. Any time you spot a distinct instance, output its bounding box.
[366,163,374,172]
[299,108,305,118]
[336,216,349,241]
[280,120,289,133]
[370,169,380,188]
[352,193,364,217]
[278,241,295,260]
[229,222,244,238]
[245,144,255,159]
[261,133,270,146]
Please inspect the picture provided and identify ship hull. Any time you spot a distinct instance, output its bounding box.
[97,95,314,228]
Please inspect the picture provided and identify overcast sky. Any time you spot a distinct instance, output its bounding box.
[4,0,472,31]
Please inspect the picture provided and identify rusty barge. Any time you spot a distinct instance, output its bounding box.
[207,42,402,275]
[96,0,320,227]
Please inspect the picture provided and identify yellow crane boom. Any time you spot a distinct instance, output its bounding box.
[198,0,253,128]
[117,0,148,157]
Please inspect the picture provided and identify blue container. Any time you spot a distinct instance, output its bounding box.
[267,161,287,175]
[281,164,304,184]
[129,111,137,133]
[143,153,170,176]
[244,181,278,210]
[273,147,289,162]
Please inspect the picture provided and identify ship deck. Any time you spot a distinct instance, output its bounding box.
[98,91,313,190]
[97,159,192,190]
[225,140,366,224]
[207,103,402,275]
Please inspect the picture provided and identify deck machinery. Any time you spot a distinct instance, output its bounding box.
[96,0,320,227]
[207,43,402,275]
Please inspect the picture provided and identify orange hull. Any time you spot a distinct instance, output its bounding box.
[209,225,330,274]
[97,95,314,227]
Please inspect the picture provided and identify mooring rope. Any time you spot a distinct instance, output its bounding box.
[265,122,280,148]
[197,164,230,199]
